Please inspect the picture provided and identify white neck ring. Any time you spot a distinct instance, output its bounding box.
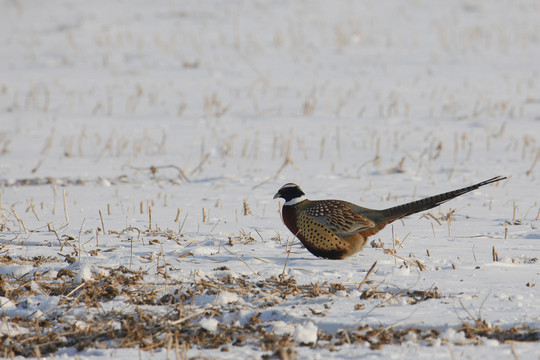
[283,195,307,206]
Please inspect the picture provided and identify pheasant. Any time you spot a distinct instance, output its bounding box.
[273,176,506,259]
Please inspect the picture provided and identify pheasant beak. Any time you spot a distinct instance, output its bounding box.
[273,192,281,200]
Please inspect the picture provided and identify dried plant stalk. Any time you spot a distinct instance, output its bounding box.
[202,208,207,223]
[492,246,499,262]
[63,189,69,222]
[99,209,106,233]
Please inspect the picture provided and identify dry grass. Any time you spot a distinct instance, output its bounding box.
[1,249,538,358]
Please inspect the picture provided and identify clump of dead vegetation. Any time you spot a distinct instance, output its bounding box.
[0,164,190,189]
[0,252,538,359]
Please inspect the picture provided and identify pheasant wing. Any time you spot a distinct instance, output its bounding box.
[304,200,376,236]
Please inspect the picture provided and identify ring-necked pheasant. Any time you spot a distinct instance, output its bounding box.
[273,176,506,259]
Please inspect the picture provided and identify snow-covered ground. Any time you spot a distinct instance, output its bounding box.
[1,0,540,359]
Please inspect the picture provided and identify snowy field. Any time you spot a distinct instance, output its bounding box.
[1,0,540,359]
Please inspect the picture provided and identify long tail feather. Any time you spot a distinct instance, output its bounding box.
[380,176,506,222]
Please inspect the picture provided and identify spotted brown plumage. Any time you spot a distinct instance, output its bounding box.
[273,176,506,260]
